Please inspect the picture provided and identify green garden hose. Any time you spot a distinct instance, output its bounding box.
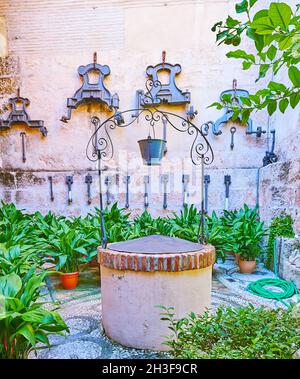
[246,239,298,308]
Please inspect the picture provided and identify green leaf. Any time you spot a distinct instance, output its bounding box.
[267,101,277,116]
[240,96,252,106]
[216,30,228,42]
[242,61,252,70]
[250,17,274,35]
[267,45,277,61]
[0,273,22,297]
[236,0,248,14]
[226,49,255,62]
[22,308,56,324]
[256,64,269,81]
[253,9,269,21]
[226,16,240,28]
[278,36,292,50]
[15,323,36,346]
[279,98,289,113]
[269,2,292,30]
[268,81,286,92]
[288,66,300,87]
[290,92,300,108]
[249,0,258,8]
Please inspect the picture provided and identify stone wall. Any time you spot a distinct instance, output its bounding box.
[0,0,295,221]
[275,237,300,290]
[259,157,300,233]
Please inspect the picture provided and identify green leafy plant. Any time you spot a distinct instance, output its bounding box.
[0,203,33,248]
[0,270,68,359]
[266,213,295,270]
[42,221,95,273]
[168,205,199,241]
[160,303,300,359]
[205,211,234,262]
[0,244,41,277]
[210,1,300,122]
[229,204,265,261]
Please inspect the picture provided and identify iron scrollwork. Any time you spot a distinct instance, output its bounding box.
[86,96,214,167]
[86,77,214,248]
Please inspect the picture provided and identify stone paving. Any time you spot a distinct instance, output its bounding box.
[30,258,297,359]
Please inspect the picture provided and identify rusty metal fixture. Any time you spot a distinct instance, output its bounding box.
[161,174,169,209]
[182,174,189,207]
[224,175,231,211]
[213,79,265,136]
[204,174,210,213]
[48,176,54,202]
[85,174,93,205]
[0,89,47,137]
[61,52,119,123]
[136,51,191,108]
[66,176,73,205]
[143,175,150,208]
[263,129,278,166]
[20,132,26,163]
[105,176,112,206]
[123,175,130,209]
[230,126,236,150]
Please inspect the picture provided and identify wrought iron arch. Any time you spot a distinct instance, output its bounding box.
[85,80,215,248]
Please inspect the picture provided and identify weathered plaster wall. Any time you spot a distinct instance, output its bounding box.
[0,0,293,221]
[258,38,300,233]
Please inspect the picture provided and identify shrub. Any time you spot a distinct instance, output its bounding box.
[266,213,295,270]
[161,304,300,359]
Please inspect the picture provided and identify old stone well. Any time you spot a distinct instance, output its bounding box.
[98,235,215,351]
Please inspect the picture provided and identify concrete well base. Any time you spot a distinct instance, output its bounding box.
[98,235,214,351]
[101,265,212,351]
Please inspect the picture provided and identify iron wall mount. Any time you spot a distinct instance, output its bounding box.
[136,52,196,120]
[0,89,47,137]
[61,53,120,123]
[213,79,266,138]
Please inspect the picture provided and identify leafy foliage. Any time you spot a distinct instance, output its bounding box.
[227,204,266,261]
[210,1,300,121]
[0,269,68,359]
[0,201,267,267]
[160,303,300,359]
[266,212,295,270]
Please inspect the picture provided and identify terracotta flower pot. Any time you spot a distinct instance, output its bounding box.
[60,272,79,289]
[235,253,240,263]
[238,259,256,274]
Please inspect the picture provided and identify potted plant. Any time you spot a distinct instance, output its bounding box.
[230,205,265,274]
[45,223,90,289]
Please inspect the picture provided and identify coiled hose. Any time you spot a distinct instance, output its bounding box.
[246,239,298,307]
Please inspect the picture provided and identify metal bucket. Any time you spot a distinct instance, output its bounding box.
[138,138,166,165]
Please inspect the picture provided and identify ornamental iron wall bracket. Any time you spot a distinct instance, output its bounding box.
[61,52,120,123]
[137,51,192,110]
[213,79,257,136]
[0,89,47,137]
